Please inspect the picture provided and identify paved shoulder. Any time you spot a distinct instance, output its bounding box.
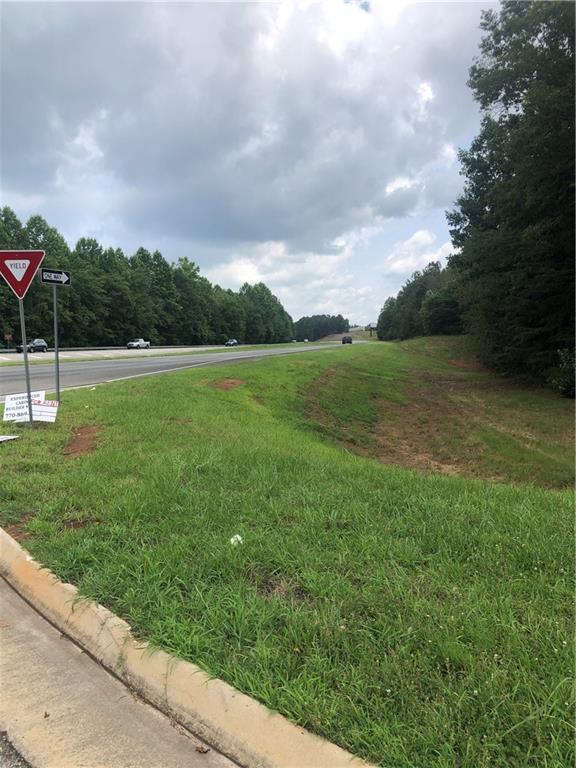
[0,578,236,768]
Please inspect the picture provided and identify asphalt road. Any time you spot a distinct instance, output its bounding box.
[0,733,31,768]
[0,345,226,363]
[0,344,337,399]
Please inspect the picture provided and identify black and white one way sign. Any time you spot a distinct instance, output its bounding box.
[40,269,71,285]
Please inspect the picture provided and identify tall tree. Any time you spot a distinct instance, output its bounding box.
[376,262,457,341]
[0,208,295,348]
[447,1,574,379]
[293,314,350,341]
[240,283,293,343]
[376,298,397,341]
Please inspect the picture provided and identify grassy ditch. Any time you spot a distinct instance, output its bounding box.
[309,337,574,489]
[1,342,573,767]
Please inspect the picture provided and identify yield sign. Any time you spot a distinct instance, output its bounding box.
[0,250,45,299]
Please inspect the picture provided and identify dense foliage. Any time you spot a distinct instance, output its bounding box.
[377,263,462,341]
[378,2,574,394]
[293,314,349,342]
[447,1,574,381]
[0,208,293,346]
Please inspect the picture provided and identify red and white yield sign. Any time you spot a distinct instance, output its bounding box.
[0,250,45,299]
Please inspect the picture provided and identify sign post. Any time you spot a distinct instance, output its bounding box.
[18,300,34,427]
[40,269,71,403]
[0,251,45,427]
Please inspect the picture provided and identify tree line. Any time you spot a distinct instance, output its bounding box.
[293,314,349,342]
[0,208,293,347]
[377,262,462,342]
[377,2,574,395]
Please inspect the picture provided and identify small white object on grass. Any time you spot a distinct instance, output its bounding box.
[230,534,243,546]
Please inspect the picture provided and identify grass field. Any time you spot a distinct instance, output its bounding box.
[1,339,573,767]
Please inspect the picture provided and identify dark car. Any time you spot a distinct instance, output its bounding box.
[342,336,353,344]
[17,338,48,353]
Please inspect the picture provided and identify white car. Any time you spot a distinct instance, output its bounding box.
[126,338,150,349]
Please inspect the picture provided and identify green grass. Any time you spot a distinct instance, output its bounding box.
[1,342,573,767]
[308,337,574,489]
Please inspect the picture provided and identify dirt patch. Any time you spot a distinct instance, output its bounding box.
[4,513,35,542]
[62,518,101,530]
[210,379,245,391]
[369,379,481,478]
[63,425,102,457]
[258,577,309,603]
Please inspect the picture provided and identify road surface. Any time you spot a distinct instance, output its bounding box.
[0,344,339,399]
[0,344,227,363]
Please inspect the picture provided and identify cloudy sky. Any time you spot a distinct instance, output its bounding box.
[1,1,496,323]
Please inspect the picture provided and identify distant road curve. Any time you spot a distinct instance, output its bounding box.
[0,343,342,400]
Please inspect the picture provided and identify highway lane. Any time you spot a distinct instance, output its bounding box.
[0,344,227,363]
[0,344,339,399]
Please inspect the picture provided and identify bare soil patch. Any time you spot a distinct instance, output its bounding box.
[4,513,35,542]
[210,379,245,391]
[63,425,102,457]
[369,376,482,478]
[62,518,101,530]
[258,576,310,603]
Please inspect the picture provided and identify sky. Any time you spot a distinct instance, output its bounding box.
[1,0,497,324]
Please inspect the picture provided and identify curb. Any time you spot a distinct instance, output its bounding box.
[0,529,371,768]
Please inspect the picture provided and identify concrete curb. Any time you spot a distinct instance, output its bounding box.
[0,529,371,768]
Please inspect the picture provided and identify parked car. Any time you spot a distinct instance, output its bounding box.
[342,336,353,344]
[16,338,48,353]
[225,339,239,347]
[126,338,150,349]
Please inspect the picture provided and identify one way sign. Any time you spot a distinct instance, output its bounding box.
[40,268,71,286]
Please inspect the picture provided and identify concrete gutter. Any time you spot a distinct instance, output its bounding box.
[0,529,371,768]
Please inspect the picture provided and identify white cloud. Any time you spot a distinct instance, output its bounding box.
[385,176,417,196]
[384,230,452,274]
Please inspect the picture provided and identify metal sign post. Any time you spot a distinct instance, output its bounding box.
[0,250,45,427]
[53,285,60,402]
[40,269,71,403]
[18,299,34,427]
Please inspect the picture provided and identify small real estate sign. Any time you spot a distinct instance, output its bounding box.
[3,391,45,422]
[31,399,59,423]
[2,392,59,423]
